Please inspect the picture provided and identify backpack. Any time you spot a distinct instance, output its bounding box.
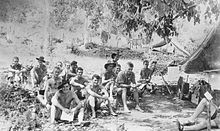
[191,80,212,104]
[178,76,191,101]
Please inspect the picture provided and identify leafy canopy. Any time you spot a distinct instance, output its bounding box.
[51,0,220,40]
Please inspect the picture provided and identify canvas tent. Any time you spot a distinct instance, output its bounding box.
[182,23,220,74]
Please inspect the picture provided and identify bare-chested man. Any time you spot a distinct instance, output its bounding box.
[51,82,84,124]
[59,61,77,82]
[86,74,117,118]
[38,66,62,108]
[70,67,89,100]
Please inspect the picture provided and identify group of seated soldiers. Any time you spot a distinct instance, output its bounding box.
[7,53,157,125]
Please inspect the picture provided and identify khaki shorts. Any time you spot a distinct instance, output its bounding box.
[75,89,87,100]
[116,87,133,97]
[85,95,106,111]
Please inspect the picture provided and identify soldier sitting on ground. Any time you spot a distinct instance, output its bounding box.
[116,62,144,113]
[51,81,84,125]
[37,66,62,108]
[111,53,120,65]
[176,97,220,131]
[137,60,157,94]
[114,64,121,76]
[7,56,26,86]
[30,56,47,88]
[86,74,117,119]
[70,67,89,101]
[101,61,117,101]
[59,61,77,82]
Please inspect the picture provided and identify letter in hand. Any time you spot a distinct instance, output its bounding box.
[131,84,137,88]
[15,70,20,74]
[80,85,85,89]
[71,108,76,113]
[140,79,149,84]
[63,108,71,114]
[145,78,150,83]
[130,84,137,91]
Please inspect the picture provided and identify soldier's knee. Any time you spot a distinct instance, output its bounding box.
[201,98,208,104]
[88,96,95,106]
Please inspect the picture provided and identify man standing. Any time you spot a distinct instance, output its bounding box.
[116,62,144,113]
[86,74,117,118]
[31,56,47,88]
[51,82,84,124]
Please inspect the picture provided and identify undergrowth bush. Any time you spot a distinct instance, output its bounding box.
[0,81,49,131]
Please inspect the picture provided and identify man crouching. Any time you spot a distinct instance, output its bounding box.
[86,74,117,119]
[51,81,84,124]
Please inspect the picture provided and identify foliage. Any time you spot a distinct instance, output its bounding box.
[108,0,219,39]
[1,0,219,39]
[0,84,48,130]
[70,45,81,55]
[0,0,39,23]
[50,0,220,44]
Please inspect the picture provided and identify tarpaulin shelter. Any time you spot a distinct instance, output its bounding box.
[152,39,190,57]
[182,23,220,74]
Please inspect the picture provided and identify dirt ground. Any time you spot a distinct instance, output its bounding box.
[0,92,215,131]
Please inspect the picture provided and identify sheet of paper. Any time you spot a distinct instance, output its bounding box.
[60,112,74,122]
[204,91,213,101]
[138,84,146,90]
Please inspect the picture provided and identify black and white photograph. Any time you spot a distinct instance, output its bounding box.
[0,0,220,130]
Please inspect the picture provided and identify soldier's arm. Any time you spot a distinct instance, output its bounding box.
[102,74,112,85]
[52,91,69,111]
[116,72,131,88]
[70,77,84,88]
[72,91,82,110]
[8,65,18,73]
[44,81,50,104]
[86,85,105,99]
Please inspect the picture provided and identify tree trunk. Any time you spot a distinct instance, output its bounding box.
[43,0,50,56]
[84,15,89,44]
